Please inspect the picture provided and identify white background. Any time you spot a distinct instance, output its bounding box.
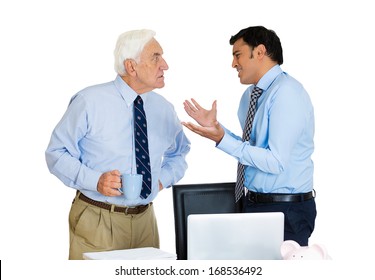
[1,0,374,278]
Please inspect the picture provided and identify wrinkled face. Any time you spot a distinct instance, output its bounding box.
[231,38,258,85]
[135,38,169,92]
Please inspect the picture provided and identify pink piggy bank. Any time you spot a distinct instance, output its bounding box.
[281,240,332,260]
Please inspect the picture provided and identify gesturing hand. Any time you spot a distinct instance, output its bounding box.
[181,120,224,143]
[183,99,217,127]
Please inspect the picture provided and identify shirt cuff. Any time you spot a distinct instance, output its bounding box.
[77,168,102,192]
[158,171,172,189]
[216,131,242,156]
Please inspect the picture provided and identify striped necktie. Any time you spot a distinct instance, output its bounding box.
[134,95,152,199]
[234,86,263,202]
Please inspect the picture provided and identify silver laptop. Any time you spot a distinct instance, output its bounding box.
[187,212,284,260]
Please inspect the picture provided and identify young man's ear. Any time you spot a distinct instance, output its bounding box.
[124,59,137,76]
[255,44,266,59]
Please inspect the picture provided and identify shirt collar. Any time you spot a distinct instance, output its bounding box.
[256,64,283,92]
[114,75,150,107]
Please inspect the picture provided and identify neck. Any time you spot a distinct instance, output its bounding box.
[121,75,152,94]
[256,61,278,84]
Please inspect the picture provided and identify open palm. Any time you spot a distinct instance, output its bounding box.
[183,98,217,127]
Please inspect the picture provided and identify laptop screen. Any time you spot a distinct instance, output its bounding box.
[187,212,284,260]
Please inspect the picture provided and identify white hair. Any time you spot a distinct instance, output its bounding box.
[114,29,156,75]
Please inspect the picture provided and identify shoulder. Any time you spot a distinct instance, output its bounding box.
[147,92,175,110]
[76,80,115,97]
[69,80,116,104]
[277,73,304,92]
[269,73,313,110]
[269,72,310,102]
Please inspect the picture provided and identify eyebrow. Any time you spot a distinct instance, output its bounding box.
[233,50,241,56]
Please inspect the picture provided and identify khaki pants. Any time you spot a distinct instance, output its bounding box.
[68,194,159,260]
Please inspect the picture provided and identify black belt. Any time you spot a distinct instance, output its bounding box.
[246,190,314,203]
[77,192,151,215]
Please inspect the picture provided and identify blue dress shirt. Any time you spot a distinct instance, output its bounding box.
[217,65,314,194]
[46,75,191,206]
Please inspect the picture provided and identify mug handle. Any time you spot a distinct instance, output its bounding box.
[118,175,123,193]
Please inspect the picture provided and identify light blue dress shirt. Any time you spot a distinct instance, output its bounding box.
[217,65,314,194]
[46,75,191,206]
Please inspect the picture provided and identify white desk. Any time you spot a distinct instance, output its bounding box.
[83,247,176,260]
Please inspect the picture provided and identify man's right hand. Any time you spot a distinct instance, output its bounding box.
[97,170,122,196]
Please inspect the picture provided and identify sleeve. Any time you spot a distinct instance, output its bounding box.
[216,85,307,175]
[217,130,283,174]
[158,113,191,188]
[45,94,102,191]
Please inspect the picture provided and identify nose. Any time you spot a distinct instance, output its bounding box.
[161,57,169,70]
[231,58,237,68]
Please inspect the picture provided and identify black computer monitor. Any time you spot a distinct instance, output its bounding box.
[172,182,240,260]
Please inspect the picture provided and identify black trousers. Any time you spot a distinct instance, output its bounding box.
[241,196,317,246]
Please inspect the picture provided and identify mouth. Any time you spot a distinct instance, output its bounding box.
[156,75,165,85]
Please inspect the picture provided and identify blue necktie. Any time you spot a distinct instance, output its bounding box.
[235,86,263,202]
[134,95,152,199]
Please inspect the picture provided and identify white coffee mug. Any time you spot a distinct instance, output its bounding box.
[119,174,143,200]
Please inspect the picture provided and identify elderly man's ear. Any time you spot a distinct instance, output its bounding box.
[124,59,137,76]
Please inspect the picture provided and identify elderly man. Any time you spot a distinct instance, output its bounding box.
[46,29,190,259]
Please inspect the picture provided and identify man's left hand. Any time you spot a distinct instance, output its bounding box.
[182,120,224,144]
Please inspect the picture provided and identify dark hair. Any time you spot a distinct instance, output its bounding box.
[229,26,283,65]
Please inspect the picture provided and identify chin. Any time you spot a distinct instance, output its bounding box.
[155,82,165,89]
[239,78,247,85]
[239,77,252,85]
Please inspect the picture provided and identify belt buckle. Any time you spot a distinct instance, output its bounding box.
[124,206,135,215]
[124,206,139,215]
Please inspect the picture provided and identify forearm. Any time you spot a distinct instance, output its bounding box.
[158,132,190,188]
[159,155,188,188]
[45,148,101,191]
[216,130,283,174]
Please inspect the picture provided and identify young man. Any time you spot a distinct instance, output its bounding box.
[46,29,190,259]
[183,26,316,246]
